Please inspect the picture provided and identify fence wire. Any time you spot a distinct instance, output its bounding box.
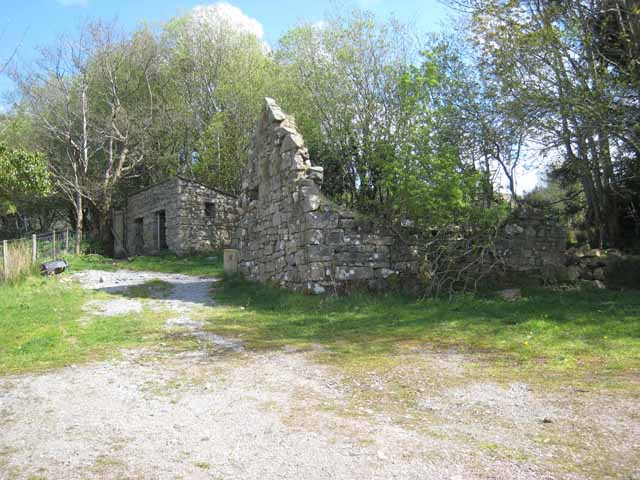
[1,229,80,281]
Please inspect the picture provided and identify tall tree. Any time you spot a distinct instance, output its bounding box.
[457,0,640,247]
[276,10,419,209]
[15,20,165,252]
[161,4,273,193]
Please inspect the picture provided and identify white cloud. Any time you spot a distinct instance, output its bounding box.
[358,0,382,7]
[56,0,88,6]
[188,3,264,40]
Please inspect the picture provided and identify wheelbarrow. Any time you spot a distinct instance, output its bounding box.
[40,259,68,276]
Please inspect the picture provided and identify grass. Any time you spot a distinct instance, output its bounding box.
[204,275,640,384]
[1,239,37,283]
[0,252,223,375]
[123,279,173,299]
[68,251,224,276]
[0,275,168,375]
[2,251,639,385]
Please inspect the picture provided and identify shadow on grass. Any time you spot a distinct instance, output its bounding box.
[210,275,640,371]
[68,252,224,277]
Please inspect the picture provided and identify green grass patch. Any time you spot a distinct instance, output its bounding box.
[0,275,168,374]
[207,275,640,383]
[67,251,223,277]
[123,279,173,299]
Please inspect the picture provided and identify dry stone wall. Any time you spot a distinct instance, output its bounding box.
[497,209,567,271]
[233,98,421,293]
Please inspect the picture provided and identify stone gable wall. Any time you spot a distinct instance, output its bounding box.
[121,177,237,256]
[233,98,421,293]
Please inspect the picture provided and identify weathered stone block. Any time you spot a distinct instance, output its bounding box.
[304,229,324,245]
[307,211,339,230]
[306,245,334,262]
[325,229,344,245]
[335,266,374,281]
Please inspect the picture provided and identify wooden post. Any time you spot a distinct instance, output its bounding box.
[52,229,56,259]
[65,228,69,253]
[2,240,7,281]
[32,235,37,264]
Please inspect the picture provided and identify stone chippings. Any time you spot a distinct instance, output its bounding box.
[232,98,422,293]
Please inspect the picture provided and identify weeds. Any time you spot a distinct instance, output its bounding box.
[1,239,36,283]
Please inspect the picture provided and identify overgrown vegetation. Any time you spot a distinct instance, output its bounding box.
[70,252,224,276]
[0,238,36,283]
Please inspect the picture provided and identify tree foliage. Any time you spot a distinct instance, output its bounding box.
[0,143,50,211]
[2,3,639,254]
[458,0,640,247]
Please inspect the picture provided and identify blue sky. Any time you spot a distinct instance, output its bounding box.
[0,0,541,191]
[0,0,453,102]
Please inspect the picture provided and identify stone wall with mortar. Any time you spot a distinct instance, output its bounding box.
[233,98,421,293]
[120,177,237,256]
[178,179,239,253]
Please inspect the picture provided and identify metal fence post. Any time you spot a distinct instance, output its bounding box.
[52,229,56,259]
[2,240,7,280]
[65,228,69,253]
[32,235,37,264]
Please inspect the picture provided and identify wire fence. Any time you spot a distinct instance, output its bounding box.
[1,229,80,282]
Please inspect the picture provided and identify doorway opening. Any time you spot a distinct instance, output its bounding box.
[156,210,167,250]
[134,217,144,254]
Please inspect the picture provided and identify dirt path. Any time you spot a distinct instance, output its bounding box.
[0,270,638,479]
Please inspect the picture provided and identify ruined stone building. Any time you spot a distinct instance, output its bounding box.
[113,176,237,257]
[230,98,567,293]
[111,99,565,292]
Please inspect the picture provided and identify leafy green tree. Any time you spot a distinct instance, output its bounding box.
[15,20,166,252]
[161,6,274,193]
[456,0,640,247]
[276,10,419,208]
[0,143,50,213]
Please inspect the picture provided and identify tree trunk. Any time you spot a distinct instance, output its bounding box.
[95,207,114,257]
[74,191,83,255]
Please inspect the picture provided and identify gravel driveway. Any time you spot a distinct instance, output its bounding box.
[0,270,638,479]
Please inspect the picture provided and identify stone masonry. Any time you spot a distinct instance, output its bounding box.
[115,176,237,257]
[497,208,567,271]
[233,98,421,293]
[232,98,568,293]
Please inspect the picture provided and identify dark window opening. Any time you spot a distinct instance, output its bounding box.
[248,187,259,201]
[205,202,216,219]
[156,210,167,250]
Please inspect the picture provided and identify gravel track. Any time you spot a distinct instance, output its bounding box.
[0,270,638,479]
